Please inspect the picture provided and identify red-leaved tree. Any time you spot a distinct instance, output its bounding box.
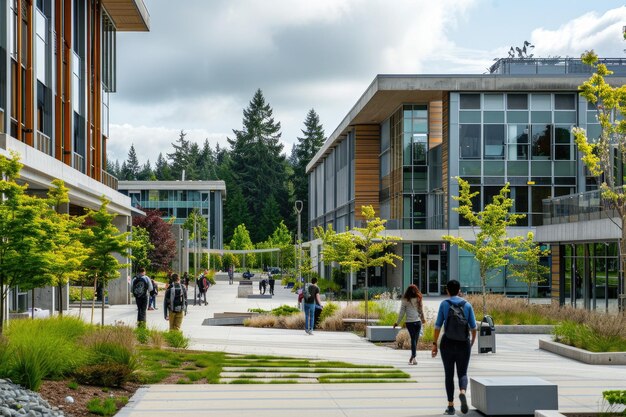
[133,209,177,272]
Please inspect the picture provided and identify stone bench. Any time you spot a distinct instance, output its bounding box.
[470,376,558,415]
[365,325,400,342]
[237,285,253,298]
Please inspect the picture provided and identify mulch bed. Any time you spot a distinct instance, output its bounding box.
[38,380,140,417]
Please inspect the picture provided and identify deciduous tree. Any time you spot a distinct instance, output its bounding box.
[133,209,176,272]
[508,232,550,304]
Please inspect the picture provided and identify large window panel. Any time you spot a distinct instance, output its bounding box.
[484,124,505,159]
[413,134,427,165]
[460,125,481,159]
[555,125,573,160]
[507,124,529,160]
[460,94,480,110]
[555,94,576,110]
[507,94,528,110]
[531,124,552,159]
[531,186,552,226]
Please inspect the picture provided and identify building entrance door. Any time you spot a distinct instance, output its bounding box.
[427,255,440,295]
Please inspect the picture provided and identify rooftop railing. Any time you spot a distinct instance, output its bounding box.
[542,188,619,225]
[101,169,118,190]
[489,57,626,76]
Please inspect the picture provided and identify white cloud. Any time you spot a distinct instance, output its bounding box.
[530,6,626,57]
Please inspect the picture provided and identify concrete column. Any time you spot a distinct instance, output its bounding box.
[107,214,131,305]
[387,245,403,290]
[171,224,182,275]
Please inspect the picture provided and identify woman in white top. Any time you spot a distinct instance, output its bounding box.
[394,284,426,365]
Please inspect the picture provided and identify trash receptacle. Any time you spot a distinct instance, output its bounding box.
[477,315,495,353]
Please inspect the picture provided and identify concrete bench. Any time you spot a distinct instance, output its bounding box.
[366,326,400,342]
[342,318,381,324]
[237,285,253,298]
[470,376,558,415]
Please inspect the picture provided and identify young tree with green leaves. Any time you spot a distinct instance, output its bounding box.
[508,232,550,304]
[573,50,626,311]
[131,226,154,273]
[230,224,256,268]
[315,205,401,324]
[81,198,137,326]
[443,178,524,316]
[45,179,90,316]
[0,153,57,332]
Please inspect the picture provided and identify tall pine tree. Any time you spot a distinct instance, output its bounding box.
[291,109,325,240]
[119,144,140,180]
[228,89,290,242]
[154,153,172,180]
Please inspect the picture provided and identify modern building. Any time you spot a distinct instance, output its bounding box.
[118,180,226,250]
[306,57,626,310]
[0,0,150,315]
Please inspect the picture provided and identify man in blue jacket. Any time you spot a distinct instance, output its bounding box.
[432,279,477,415]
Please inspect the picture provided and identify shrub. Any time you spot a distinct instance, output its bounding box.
[75,363,133,387]
[164,331,189,349]
[270,305,300,316]
[135,326,151,344]
[82,326,137,371]
[351,287,390,300]
[319,302,339,323]
[603,390,626,416]
[69,287,95,302]
[553,320,626,353]
[86,396,128,416]
[245,315,277,328]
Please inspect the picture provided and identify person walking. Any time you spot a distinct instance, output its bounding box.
[164,273,187,331]
[148,277,158,310]
[131,267,153,328]
[182,272,190,289]
[431,279,477,415]
[303,277,322,335]
[268,271,275,295]
[228,266,234,285]
[393,284,426,365]
[196,271,209,305]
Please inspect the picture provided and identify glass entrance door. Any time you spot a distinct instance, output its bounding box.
[427,255,440,295]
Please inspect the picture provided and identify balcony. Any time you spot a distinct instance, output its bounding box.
[72,152,84,173]
[34,130,52,156]
[489,57,626,76]
[542,189,619,226]
[101,169,118,190]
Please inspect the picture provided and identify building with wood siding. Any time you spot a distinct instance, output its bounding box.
[0,0,149,315]
[306,57,626,310]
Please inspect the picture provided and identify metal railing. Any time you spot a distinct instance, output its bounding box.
[72,152,84,173]
[34,130,52,156]
[101,169,118,190]
[489,57,626,76]
[542,189,619,225]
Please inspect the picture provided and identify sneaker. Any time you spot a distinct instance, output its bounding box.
[148,307,154,311]
[459,393,468,414]
[444,406,455,415]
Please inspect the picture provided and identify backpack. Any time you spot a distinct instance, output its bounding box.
[303,283,312,303]
[169,283,186,313]
[132,276,148,298]
[444,300,469,341]
[150,279,158,297]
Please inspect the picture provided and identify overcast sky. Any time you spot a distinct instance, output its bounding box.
[108,0,626,166]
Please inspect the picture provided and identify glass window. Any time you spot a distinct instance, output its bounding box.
[507,94,528,110]
[531,124,552,159]
[555,94,576,110]
[531,111,551,123]
[459,111,481,123]
[512,186,528,212]
[403,133,412,165]
[484,161,504,176]
[459,125,481,159]
[531,94,551,110]
[507,111,529,123]
[554,112,576,123]
[484,94,504,110]
[484,111,504,123]
[531,187,552,225]
[507,125,529,161]
[460,94,480,109]
[484,124,505,159]
[413,134,427,165]
[483,186,502,208]
[459,161,481,176]
[508,161,528,176]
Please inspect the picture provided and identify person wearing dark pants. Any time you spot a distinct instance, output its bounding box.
[432,279,477,415]
[131,267,153,328]
[268,272,275,295]
[393,284,426,365]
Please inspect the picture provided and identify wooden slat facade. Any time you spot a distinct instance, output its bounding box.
[441,96,450,226]
[428,101,443,150]
[354,124,380,220]
[551,245,561,304]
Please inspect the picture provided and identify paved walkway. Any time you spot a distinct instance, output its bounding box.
[70,276,626,417]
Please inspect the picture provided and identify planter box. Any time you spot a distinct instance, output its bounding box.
[539,339,626,365]
[471,376,558,415]
[366,325,400,342]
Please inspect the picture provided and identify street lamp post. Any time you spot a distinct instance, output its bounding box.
[295,200,303,282]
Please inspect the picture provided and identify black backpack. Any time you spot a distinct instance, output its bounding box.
[444,300,469,341]
[132,276,148,298]
[169,283,186,313]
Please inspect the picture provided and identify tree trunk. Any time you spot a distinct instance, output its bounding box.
[58,283,63,316]
[0,276,5,335]
[90,276,97,325]
[79,284,84,317]
[101,278,105,327]
[481,270,487,317]
[31,290,35,319]
[364,267,369,326]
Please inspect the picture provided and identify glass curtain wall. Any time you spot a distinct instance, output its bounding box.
[458,93,577,226]
[562,242,620,312]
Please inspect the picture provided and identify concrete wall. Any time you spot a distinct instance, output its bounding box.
[107,214,132,305]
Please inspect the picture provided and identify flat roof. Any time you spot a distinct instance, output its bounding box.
[306,72,626,173]
[102,0,150,31]
[118,180,226,193]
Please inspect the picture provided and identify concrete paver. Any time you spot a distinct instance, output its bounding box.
[69,276,625,416]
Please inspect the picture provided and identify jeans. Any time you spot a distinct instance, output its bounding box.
[405,321,422,359]
[304,303,316,332]
[136,296,148,326]
[148,295,156,309]
[440,335,472,402]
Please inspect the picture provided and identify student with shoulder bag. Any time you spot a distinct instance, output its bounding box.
[164,273,188,331]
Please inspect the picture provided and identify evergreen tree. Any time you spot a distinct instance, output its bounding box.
[258,194,281,243]
[223,185,250,243]
[137,160,153,181]
[154,153,172,180]
[199,139,218,180]
[291,109,325,240]
[120,144,140,180]
[106,157,117,177]
[228,89,290,242]
[187,141,201,180]
[167,130,197,180]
